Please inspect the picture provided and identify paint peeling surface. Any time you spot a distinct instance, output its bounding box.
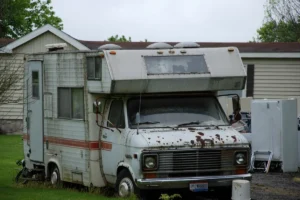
[127,127,248,149]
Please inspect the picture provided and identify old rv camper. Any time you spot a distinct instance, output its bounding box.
[20,42,251,198]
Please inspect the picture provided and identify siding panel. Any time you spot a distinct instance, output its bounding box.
[0,54,24,121]
[14,31,77,53]
[251,60,300,99]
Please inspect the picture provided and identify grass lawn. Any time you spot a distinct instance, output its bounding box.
[0,135,124,200]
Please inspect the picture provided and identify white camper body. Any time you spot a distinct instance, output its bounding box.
[22,44,251,197]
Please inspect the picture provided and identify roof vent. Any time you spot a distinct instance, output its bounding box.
[174,42,200,48]
[146,42,173,49]
[45,43,67,52]
[98,44,122,50]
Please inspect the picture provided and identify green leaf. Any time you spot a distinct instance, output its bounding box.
[0,0,63,38]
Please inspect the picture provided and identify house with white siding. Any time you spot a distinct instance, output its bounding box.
[1,24,300,133]
[0,24,89,133]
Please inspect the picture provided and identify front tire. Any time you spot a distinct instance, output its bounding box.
[115,169,137,198]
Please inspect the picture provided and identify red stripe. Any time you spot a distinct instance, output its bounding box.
[101,141,112,151]
[23,134,100,150]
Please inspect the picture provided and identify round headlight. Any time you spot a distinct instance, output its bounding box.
[236,153,246,165]
[145,156,156,169]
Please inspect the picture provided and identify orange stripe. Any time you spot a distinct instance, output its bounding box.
[23,134,100,150]
[101,141,112,151]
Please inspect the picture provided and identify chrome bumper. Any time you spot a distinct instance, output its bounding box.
[136,174,252,189]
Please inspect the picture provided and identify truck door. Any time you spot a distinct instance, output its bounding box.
[101,99,126,181]
[27,61,44,163]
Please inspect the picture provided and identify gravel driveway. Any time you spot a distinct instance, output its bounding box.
[181,172,300,200]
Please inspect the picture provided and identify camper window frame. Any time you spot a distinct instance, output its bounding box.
[86,56,102,80]
[57,87,85,120]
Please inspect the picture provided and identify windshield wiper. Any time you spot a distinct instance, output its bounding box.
[132,121,160,125]
[177,121,202,127]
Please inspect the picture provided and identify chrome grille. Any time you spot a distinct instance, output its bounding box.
[157,149,235,173]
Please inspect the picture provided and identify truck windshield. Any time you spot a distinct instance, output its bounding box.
[127,96,229,129]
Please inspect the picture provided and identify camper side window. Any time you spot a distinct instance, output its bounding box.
[107,100,125,128]
[58,88,84,119]
[87,57,102,80]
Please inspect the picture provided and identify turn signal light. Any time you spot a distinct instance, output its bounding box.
[144,173,157,179]
[109,51,116,55]
[235,168,247,174]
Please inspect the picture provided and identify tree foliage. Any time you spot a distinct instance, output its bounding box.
[0,0,63,38]
[255,0,300,42]
[107,35,132,42]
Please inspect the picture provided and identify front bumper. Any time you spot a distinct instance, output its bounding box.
[136,174,252,189]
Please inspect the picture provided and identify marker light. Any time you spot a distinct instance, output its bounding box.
[228,47,235,52]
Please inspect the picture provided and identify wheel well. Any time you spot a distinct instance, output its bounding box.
[47,162,57,177]
[117,166,128,176]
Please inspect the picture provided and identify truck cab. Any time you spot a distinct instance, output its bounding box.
[92,43,251,197]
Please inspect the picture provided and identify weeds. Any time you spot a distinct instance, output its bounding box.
[159,193,182,200]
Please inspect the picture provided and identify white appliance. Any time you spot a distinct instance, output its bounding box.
[251,99,298,172]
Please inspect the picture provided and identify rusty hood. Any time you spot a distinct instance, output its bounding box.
[139,126,249,149]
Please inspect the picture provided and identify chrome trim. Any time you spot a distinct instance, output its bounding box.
[136,174,252,189]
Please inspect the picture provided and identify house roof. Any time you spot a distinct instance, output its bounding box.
[2,24,89,53]
[0,22,299,57]
[0,38,14,48]
[79,40,300,53]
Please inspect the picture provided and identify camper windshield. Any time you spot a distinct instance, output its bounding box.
[127,96,229,129]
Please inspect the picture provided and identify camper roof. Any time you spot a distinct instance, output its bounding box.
[103,47,246,93]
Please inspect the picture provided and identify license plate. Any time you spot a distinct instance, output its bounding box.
[189,182,208,192]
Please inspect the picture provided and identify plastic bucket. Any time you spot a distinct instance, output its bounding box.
[231,179,251,200]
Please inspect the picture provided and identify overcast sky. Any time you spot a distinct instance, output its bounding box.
[51,0,266,42]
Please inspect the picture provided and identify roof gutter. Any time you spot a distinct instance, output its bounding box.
[240,52,300,59]
[0,47,12,54]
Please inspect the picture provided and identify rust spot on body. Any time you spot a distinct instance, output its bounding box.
[231,136,237,142]
[198,132,204,136]
[196,136,205,148]
[215,134,220,140]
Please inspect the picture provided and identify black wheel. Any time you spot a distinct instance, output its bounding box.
[50,166,61,186]
[15,169,28,184]
[115,169,140,198]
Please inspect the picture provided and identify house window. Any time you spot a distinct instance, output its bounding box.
[107,100,125,128]
[32,71,39,98]
[87,57,102,80]
[58,88,84,119]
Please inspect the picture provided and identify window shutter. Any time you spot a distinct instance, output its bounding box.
[246,64,255,97]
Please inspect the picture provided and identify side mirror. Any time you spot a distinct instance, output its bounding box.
[93,101,102,113]
[232,96,241,112]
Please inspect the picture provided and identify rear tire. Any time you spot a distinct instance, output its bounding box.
[15,169,29,184]
[50,166,61,186]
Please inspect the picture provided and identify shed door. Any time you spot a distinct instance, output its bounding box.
[27,61,44,162]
